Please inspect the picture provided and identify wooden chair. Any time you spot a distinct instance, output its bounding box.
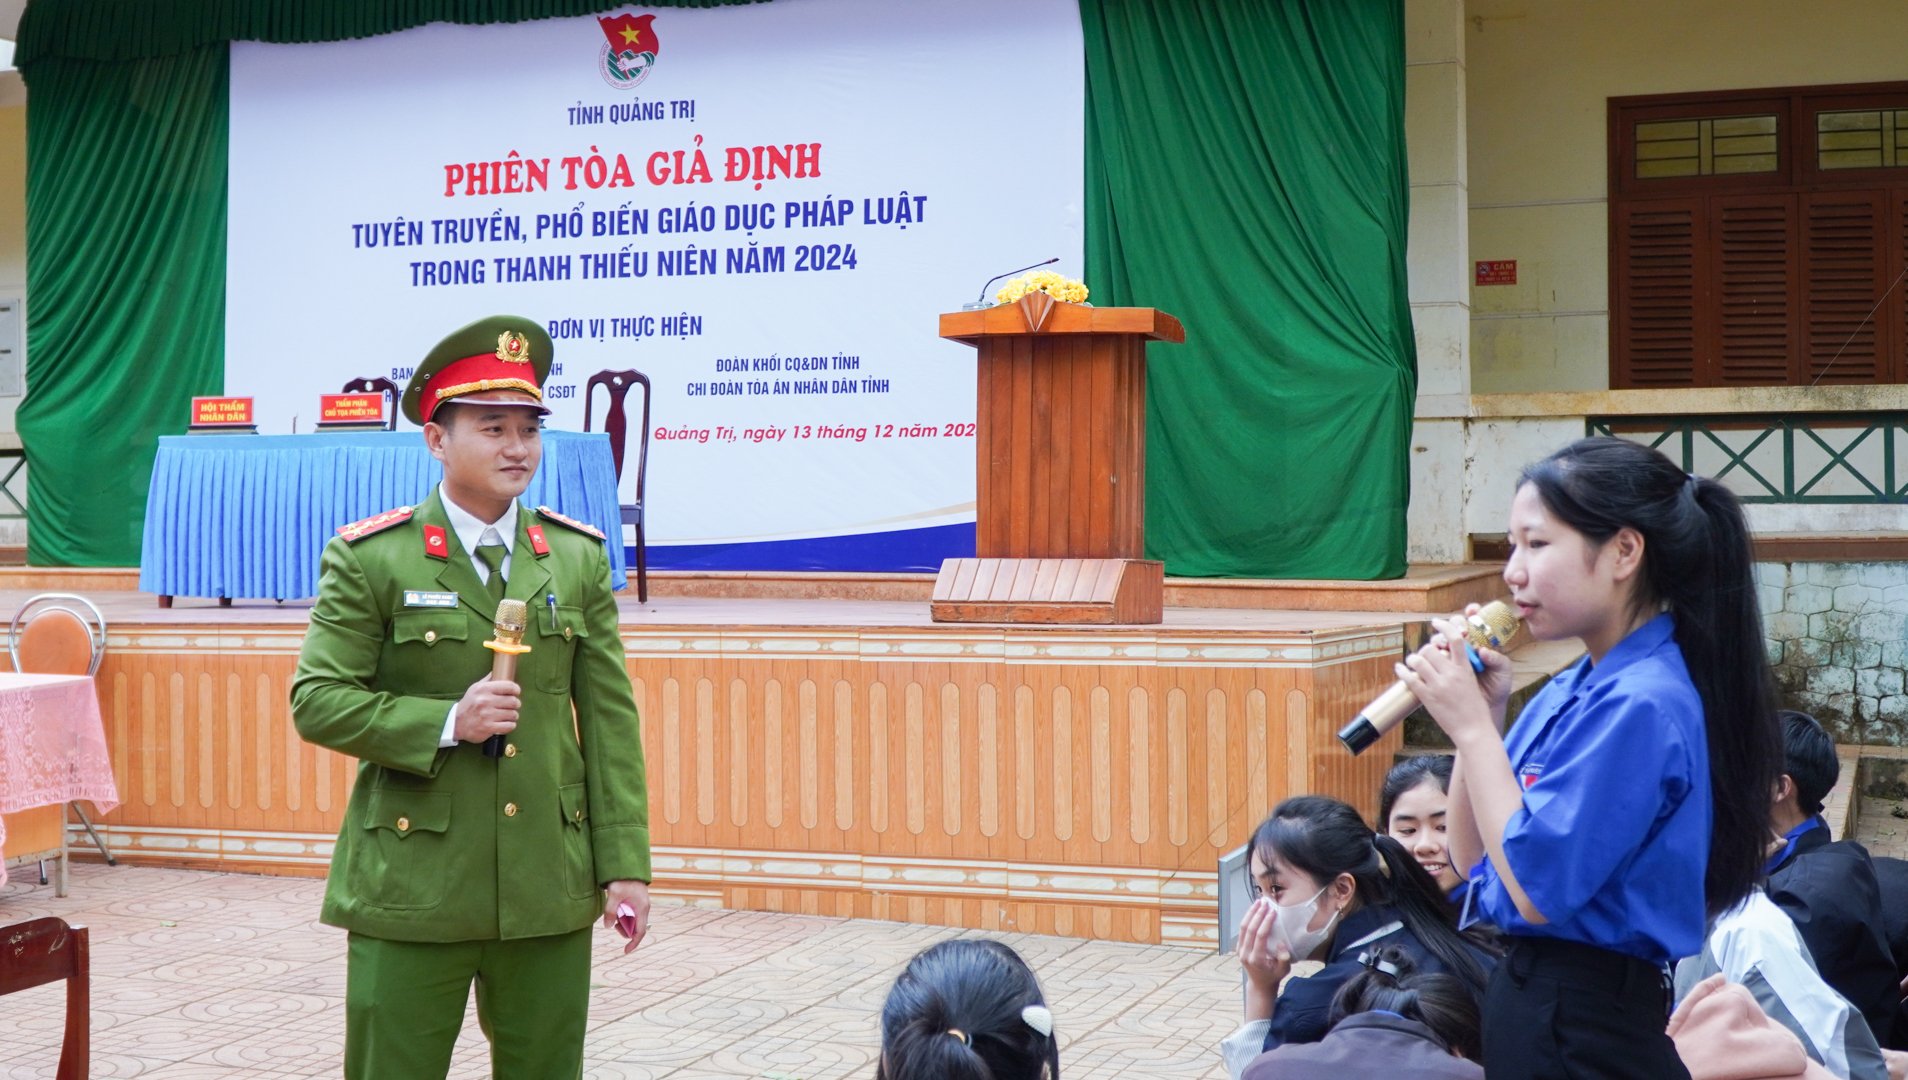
[0,917,89,1079]
[341,376,400,430]
[584,369,652,602]
[8,594,116,873]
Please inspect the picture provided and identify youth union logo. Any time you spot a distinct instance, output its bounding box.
[597,13,660,89]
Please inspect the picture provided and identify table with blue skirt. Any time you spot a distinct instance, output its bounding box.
[140,431,626,603]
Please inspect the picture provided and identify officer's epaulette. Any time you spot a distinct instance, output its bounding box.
[337,505,415,542]
[535,505,606,541]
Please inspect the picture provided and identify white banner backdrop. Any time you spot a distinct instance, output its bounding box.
[228,0,1084,571]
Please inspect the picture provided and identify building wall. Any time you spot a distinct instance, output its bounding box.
[0,100,23,427]
[1463,0,1908,394]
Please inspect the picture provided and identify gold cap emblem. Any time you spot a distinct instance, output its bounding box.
[496,331,531,364]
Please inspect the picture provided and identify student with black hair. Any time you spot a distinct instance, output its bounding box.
[1219,795,1493,1076]
[1379,755,1463,898]
[876,938,1058,1080]
[1240,945,1484,1079]
[1768,710,1897,1048]
[1397,436,1784,1079]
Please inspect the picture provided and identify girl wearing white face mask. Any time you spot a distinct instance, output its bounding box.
[1220,796,1495,1079]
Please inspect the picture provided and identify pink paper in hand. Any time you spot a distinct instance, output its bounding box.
[615,901,639,938]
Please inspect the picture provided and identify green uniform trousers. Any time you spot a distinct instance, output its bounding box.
[345,927,593,1080]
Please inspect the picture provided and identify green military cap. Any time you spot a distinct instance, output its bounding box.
[401,315,556,426]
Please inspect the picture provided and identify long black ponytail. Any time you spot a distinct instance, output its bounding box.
[1251,795,1490,996]
[1519,436,1780,917]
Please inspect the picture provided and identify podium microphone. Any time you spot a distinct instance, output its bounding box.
[1337,601,1522,755]
[967,257,1060,308]
[482,598,532,759]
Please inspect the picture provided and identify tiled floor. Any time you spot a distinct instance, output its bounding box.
[0,864,1237,1078]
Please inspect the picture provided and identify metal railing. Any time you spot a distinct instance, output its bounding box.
[1588,413,1908,504]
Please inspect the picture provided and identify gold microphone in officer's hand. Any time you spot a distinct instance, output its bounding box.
[482,599,532,760]
[1337,601,1522,755]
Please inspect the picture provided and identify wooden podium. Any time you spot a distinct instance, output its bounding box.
[933,295,1184,624]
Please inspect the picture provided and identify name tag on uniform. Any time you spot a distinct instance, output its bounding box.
[403,590,460,608]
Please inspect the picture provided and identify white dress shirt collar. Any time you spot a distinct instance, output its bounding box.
[439,487,516,584]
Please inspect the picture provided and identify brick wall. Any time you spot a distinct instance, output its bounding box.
[1761,561,1908,742]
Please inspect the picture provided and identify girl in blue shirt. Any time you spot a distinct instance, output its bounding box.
[1397,436,1780,1079]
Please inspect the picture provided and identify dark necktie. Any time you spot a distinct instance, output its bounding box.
[477,542,507,603]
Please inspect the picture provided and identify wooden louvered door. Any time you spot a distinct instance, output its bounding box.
[1611,84,1908,388]
[1614,198,1705,387]
[1710,195,1800,384]
[1898,189,1908,381]
[1614,190,1908,386]
[1801,190,1891,383]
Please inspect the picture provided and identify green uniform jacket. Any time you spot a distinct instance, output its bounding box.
[291,488,651,942]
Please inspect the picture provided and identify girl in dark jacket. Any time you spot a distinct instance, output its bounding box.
[1242,945,1484,1079]
[1220,796,1494,1075]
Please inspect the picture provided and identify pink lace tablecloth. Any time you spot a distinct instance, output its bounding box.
[0,672,119,886]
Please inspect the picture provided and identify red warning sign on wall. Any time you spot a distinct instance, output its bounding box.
[1475,260,1517,286]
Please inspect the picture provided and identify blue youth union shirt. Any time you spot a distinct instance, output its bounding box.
[1465,613,1710,963]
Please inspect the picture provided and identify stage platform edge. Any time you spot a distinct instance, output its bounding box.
[0,563,1506,615]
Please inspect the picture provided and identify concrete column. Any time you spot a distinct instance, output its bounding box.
[0,93,27,550]
[1404,0,1471,564]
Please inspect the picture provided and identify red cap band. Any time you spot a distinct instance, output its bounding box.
[423,352,545,424]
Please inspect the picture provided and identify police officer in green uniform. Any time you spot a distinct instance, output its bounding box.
[291,315,650,1079]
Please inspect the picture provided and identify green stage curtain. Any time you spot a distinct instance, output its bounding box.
[20,48,230,567]
[1081,0,1416,579]
[15,0,766,66]
[16,0,766,567]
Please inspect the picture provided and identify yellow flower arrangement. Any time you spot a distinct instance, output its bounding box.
[995,269,1089,305]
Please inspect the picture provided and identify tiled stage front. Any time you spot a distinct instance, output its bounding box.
[5,574,1496,949]
[0,863,1240,1079]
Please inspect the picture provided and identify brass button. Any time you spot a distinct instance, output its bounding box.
[504,802,518,817]
[563,626,574,641]
[503,744,518,758]
[572,809,583,822]
[424,630,437,644]
[396,816,411,832]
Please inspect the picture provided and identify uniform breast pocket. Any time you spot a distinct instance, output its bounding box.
[354,788,453,910]
[534,605,588,693]
[389,610,473,694]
